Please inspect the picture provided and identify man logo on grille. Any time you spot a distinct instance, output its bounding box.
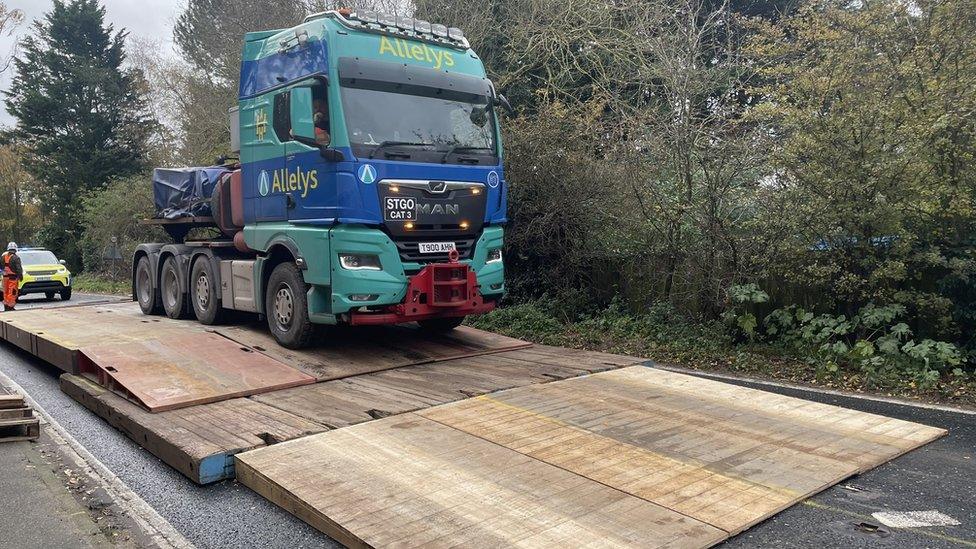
[428,180,447,193]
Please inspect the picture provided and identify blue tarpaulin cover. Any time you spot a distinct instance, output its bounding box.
[152,167,229,219]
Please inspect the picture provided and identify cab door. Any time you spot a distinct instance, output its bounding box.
[282,78,338,222]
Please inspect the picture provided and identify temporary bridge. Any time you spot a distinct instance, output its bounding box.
[0,301,945,548]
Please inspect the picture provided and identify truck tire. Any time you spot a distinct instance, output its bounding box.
[418,316,465,333]
[266,262,315,349]
[190,257,224,325]
[60,288,71,301]
[135,256,161,315]
[45,291,55,300]
[160,256,191,319]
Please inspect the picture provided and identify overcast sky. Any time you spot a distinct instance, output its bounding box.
[1,0,182,126]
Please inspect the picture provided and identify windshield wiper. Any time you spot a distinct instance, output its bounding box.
[440,145,493,163]
[368,141,430,159]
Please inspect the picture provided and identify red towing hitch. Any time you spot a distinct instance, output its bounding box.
[348,250,495,326]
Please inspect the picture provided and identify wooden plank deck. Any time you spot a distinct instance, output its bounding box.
[236,366,946,548]
[0,385,39,443]
[60,374,327,483]
[56,344,640,483]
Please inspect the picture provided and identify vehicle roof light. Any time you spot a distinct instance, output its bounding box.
[359,10,378,24]
[431,23,448,38]
[396,16,414,30]
[378,13,396,27]
[448,27,464,41]
[414,20,431,34]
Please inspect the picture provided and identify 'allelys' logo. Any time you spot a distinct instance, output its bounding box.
[258,170,271,196]
[358,164,377,184]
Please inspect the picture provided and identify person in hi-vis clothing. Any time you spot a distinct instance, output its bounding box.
[1,242,23,311]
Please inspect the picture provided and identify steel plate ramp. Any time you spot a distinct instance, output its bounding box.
[236,366,947,548]
[78,332,315,412]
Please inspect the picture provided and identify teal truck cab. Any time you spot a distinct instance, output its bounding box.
[133,10,509,348]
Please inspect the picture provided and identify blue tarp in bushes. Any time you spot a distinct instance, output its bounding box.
[152,167,229,219]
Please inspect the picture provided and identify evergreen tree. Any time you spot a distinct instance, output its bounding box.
[4,0,152,268]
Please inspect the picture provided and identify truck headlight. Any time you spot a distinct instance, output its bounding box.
[339,254,382,271]
[486,248,502,264]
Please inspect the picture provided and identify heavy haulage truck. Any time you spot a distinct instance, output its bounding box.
[134,9,511,348]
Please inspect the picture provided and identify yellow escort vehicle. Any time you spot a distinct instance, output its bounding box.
[18,247,72,301]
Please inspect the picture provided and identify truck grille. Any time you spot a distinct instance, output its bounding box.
[394,236,476,264]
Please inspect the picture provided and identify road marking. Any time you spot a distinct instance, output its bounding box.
[649,362,976,416]
[873,510,962,529]
[0,367,194,549]
[802,501,976,547]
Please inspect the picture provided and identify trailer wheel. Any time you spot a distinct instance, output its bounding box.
[135,256,161,315]
[418,316,465,333]
[190,258,224,325]
[266,262,315,349]
[160,256,191,319]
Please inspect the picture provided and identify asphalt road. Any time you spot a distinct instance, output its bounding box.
[12,291,122,310]
[0,294,972,548]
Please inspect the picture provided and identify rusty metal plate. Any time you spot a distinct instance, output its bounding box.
[217,324,532,381]
[78,332,315,412]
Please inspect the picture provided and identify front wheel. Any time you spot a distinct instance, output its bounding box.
[265,262,315,349]
[45,291,55,300]
[418,316,465,333]
[59,288,71,301]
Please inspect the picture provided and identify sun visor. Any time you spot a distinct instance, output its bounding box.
[338,56,492,101]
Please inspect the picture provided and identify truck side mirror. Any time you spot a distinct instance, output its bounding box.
[497,94,515,116]
[289,87,316,141]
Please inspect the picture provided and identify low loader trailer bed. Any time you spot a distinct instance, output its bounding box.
[0,301,946,548]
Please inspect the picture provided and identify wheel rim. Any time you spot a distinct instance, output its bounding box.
[137,265,151,305]
[162,266,178,310]
[195,272,210,310]
[273,283,294,332]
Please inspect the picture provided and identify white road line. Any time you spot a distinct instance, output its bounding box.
[873,510,962,529]
[0,368,194,549]
[649,362,976,416]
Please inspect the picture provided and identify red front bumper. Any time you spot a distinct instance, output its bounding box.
[348,260,495,326]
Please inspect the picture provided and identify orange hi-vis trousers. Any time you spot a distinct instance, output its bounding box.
[2,274,17,309]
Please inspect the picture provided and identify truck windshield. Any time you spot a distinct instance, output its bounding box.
[340,86,497,164]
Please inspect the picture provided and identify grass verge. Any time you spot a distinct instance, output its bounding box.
[72,273,130,296]
[469,301,976,408]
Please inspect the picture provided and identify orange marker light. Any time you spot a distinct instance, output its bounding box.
[471,188,481,195]
[389,185,399,192]
[405,222,414,229]
[460,221,469,230]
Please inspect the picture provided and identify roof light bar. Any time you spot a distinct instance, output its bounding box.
[311,10,469,49]
[396,16,414,30]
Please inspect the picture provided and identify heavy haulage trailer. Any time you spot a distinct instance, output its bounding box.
[134,9,511,348]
